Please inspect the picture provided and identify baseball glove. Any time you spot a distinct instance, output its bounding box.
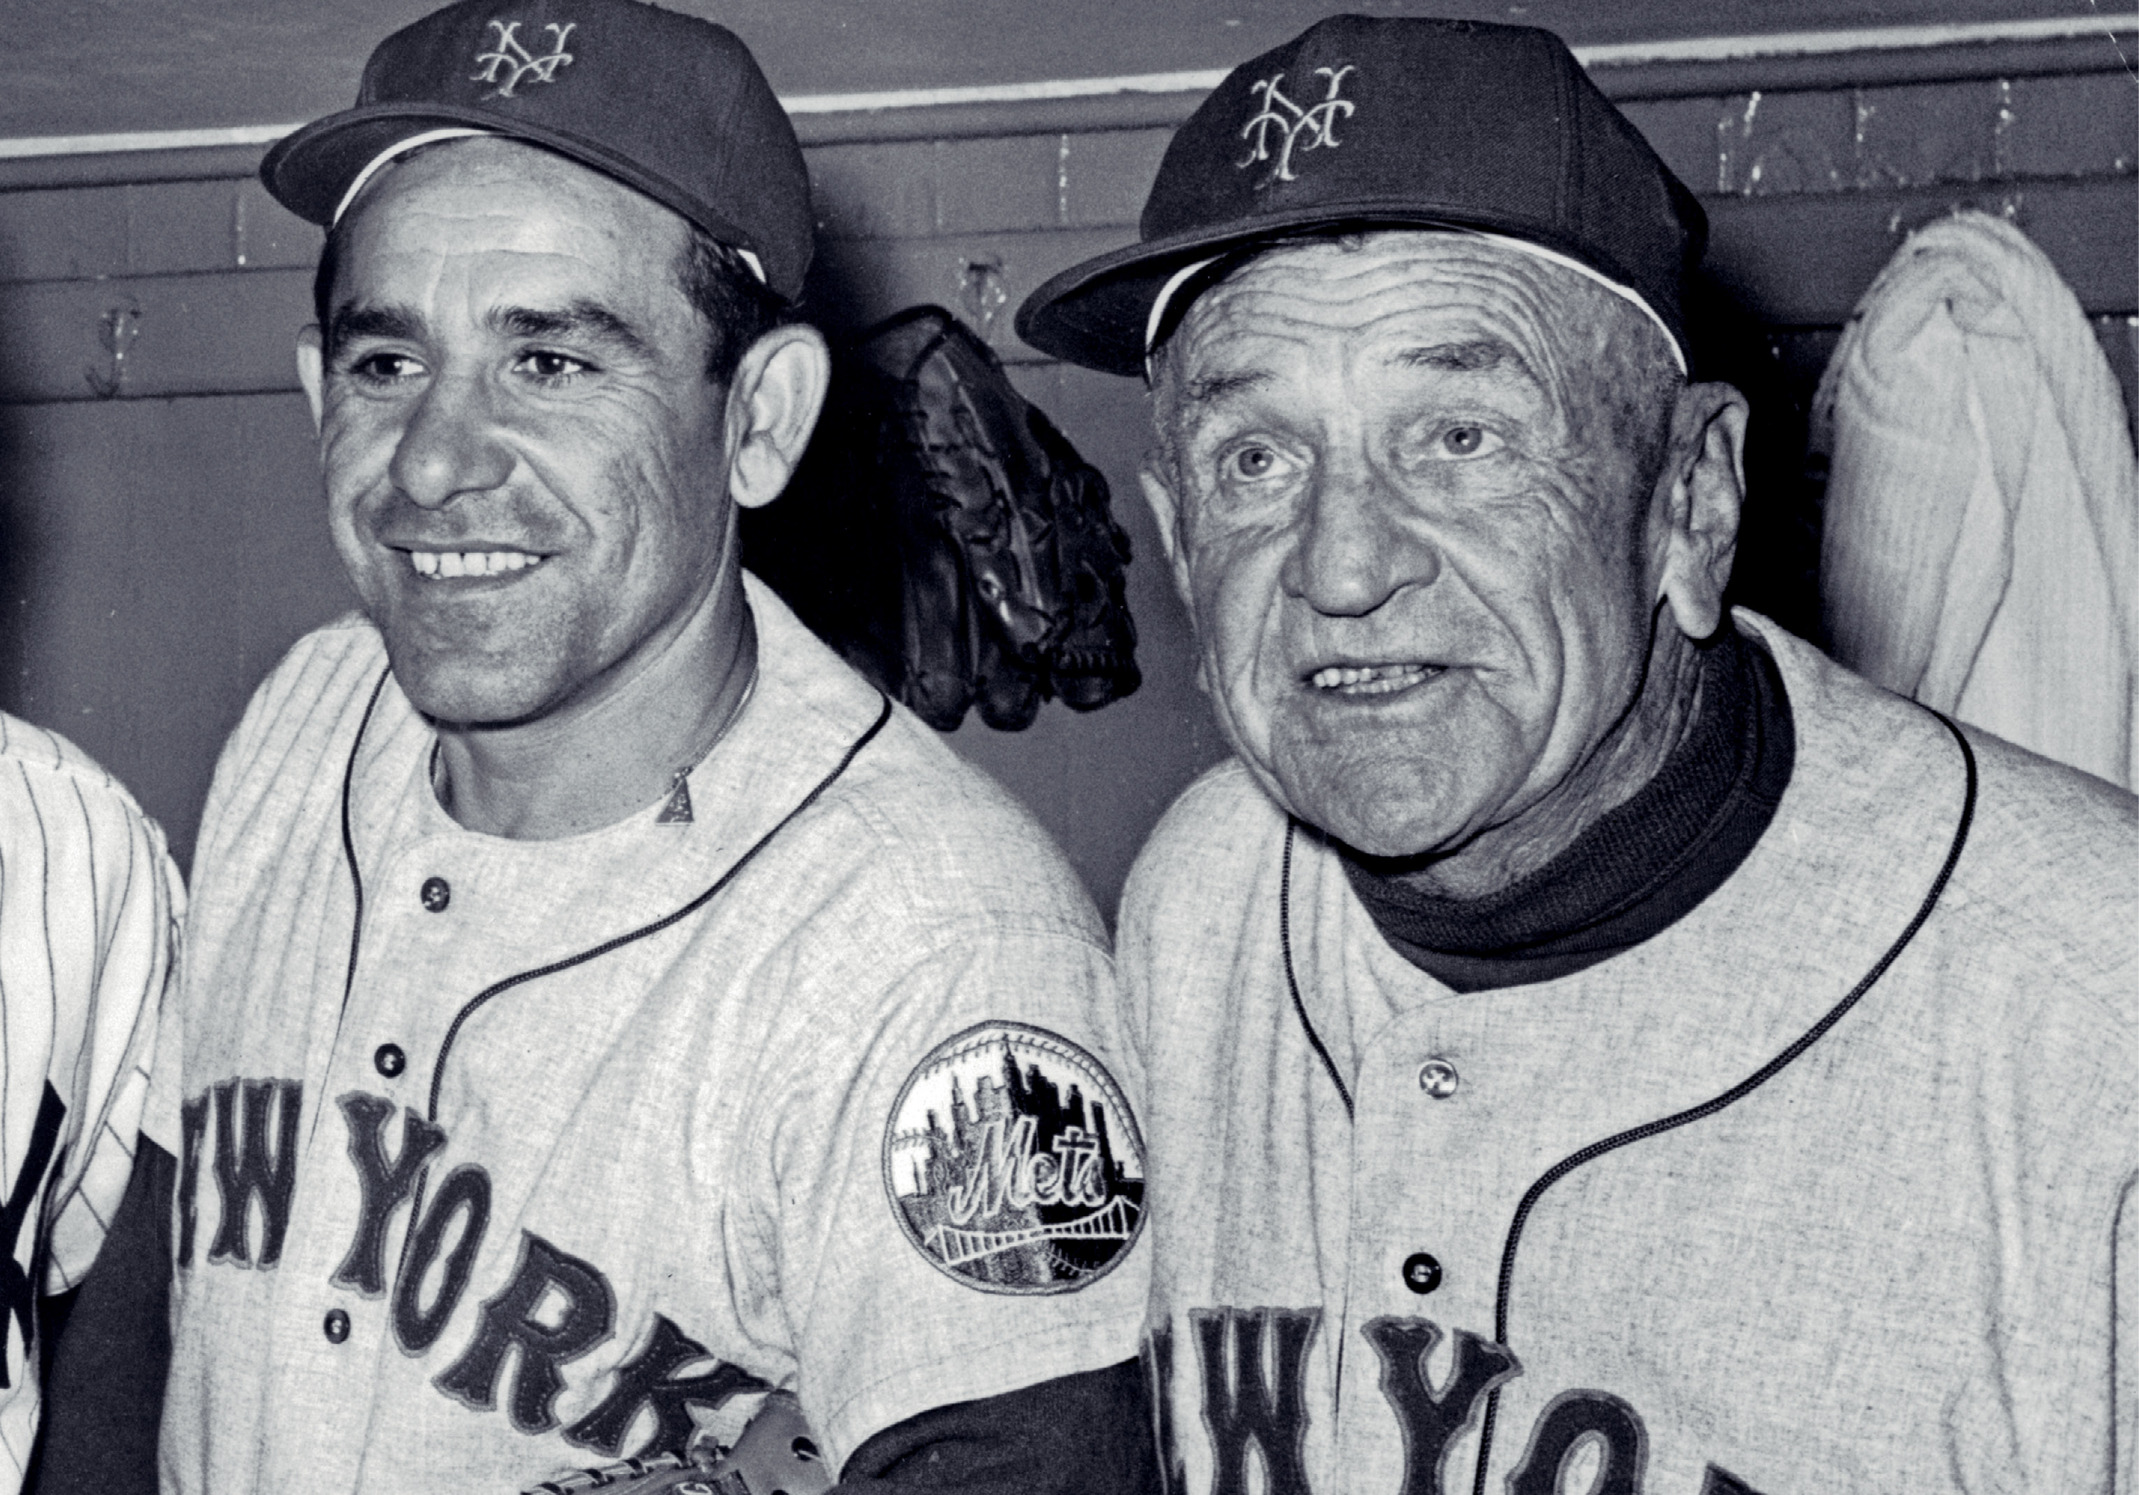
[743,305,1140,731]
[519,1391,832,1494]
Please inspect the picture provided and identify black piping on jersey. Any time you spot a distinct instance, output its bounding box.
[1280,823,1355,1117]
[415,691,893,1123]
[325,670,893,1255]
[307,667,396,1153]
[1277,711,1978,1491]
[338,669,394,1022]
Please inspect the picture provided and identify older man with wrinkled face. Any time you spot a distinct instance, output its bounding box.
[1020,15,2136,1493]
[1145,231,1739,886]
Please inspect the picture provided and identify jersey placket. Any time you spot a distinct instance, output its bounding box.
[1329,921,1522,1491]
[1318,849,1758,1492]
[253,826,507,1485]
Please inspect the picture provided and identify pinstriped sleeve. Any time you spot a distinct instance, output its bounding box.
[41,792,180,1296]
[0,715,181,1486]
[0,717,183,1299]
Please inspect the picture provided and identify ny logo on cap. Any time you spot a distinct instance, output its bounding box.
[1238,64,1356,185]
[472,20,577,97]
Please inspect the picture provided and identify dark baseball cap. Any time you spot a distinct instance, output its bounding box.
[260,0,812,301]
[1016,14,1706,376]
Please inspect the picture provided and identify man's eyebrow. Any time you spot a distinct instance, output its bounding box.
[1394,338,1521,374]
[491,300,654,359]
[1182,368,1274,405]
[325,304,422,356]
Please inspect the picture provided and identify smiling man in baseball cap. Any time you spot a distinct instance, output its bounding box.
[35,4,1160,1492]
[1020,14,2136,1493]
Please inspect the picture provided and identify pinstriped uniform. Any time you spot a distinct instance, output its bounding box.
[0,713,181,1492]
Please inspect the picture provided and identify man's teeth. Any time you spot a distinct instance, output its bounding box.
[408,550,541,579]
[1309,662,1438,694]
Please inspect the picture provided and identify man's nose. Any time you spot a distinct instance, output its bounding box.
[1283,458,1438,616]
[388,373,513,509]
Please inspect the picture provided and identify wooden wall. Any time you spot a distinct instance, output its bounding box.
[0,28,2132,916]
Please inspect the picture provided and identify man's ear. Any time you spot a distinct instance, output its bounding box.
[1137,452,1196,618]
[724,323,831,511]
[296,326,325,434]
[1653,380,1749,641]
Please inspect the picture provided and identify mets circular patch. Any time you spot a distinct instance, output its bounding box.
[884,1021,1146,1295]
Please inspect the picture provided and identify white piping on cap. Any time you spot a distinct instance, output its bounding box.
[329,126,769,286]
[1469,232,1688,374]
[332,127,496,222]
[1142,231,1688,376]
[1143,255,1219,356]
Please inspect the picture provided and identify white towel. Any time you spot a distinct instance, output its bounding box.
[1812,209,2138,789]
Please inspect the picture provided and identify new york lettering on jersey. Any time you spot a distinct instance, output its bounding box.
[1145,1310,1766,1495]
[175,1074,775,1458]
[1122,630,2138,1491]
[152,603,1149,1491]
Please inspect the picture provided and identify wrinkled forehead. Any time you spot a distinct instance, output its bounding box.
[341,136,690,272]
[1165,232,1623,390]
[1148,233,1692,460]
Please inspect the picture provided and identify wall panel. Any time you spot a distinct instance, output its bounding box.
[0,394,350,866]
[0,30,2131,912]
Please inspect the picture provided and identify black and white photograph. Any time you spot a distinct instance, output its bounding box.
[0,2,2132,1491]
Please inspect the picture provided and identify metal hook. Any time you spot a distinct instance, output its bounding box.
[85,301,141,399]
[958,256,1007,342]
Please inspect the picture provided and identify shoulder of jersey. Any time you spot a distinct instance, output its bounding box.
[192,612,390,844]
[1118,758,1276,928]
[745,580,1107,943]
[1953,719,2137,874]
[254,610,386,702]
[1748,611,2138,1034]
[0,707,164,831]
[812,694,1113,945]
[1936,722,2139,1028]
[222,612,387,748]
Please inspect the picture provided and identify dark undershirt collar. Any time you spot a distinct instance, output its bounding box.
[1340,629,1795,992]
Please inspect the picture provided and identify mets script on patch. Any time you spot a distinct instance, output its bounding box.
[885,1022,1145,1295]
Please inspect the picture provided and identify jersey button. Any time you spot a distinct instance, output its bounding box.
[1417,1058,1460,1098]
[420,876,451,913]
[323,1307,351,1343]
[374,1043,406,1079]
[1402,1252,1443,1295]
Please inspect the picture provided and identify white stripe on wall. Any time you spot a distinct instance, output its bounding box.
[0,12,2131,161]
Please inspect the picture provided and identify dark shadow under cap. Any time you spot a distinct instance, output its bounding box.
[260,0,813,301]
[1015,14,1706,376]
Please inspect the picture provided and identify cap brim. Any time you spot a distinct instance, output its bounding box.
[1017,200,1652,377]
[261,103,786,296]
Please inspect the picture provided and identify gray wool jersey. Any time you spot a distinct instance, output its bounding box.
[144,576,1150,1495]
[1118,612,2137,1495]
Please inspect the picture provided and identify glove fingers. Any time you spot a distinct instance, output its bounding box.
[899,526,979,730]
[1026,409,1140,711]
[974,636,1044,731]
[797,305,1144,731]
